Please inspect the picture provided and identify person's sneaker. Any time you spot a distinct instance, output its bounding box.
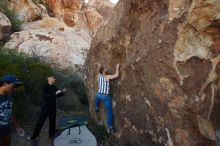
[27,136,38,141]
[50,139,55,146]
[107,127,116,133]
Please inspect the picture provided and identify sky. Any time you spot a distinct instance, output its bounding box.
[85,0,119,4]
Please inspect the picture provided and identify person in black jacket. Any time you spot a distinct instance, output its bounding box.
[30,76,67,142]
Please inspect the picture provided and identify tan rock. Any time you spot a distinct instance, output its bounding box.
[45,0,84,27]
[5,17,91,73]
[7,0,42,22]
[0,12,12,41]
[83,7,103,32]
[175,128,190,146]
[197,116,216,140]
[87,0,113,20]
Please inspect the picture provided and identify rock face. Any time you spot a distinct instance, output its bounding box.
[82,6,103,32]
[3,0,114,73]
[6,0,43,22]
[87,0,114,20]
[45,0,84,27]
[85,0,220,145]
[0,12,12,42]
[4,17,91,73]
[45,0,113,32]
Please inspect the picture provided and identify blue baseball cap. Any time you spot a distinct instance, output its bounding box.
[1,75,23,86]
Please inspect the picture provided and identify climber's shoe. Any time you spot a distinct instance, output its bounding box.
[107,127,116,134]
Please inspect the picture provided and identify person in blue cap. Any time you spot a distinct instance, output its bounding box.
[0,75,25,146]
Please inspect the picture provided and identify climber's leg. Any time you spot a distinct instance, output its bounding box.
[95,94,101,112]
[103,95,113,128]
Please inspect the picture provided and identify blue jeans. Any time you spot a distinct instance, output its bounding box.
[95,93,113,128]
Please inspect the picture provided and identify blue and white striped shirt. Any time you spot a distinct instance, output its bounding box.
[98,75,110,95]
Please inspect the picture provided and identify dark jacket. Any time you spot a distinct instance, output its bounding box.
[42,84,64,109]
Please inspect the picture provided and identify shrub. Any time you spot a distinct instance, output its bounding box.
[0,47,88,122]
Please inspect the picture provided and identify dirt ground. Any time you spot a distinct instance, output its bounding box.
[11,110,89,146]
[11,120,54,146]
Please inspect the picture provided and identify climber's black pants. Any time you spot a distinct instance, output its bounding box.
[31,107,56,140]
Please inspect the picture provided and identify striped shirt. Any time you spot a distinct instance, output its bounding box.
[98,75,110,94]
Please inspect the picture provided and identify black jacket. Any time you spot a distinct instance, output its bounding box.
[42,84,64,109]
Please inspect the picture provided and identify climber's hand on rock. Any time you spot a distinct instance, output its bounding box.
[116,63,120,70]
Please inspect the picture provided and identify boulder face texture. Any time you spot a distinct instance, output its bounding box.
[4,17,91,73]
[87,0,114,21]
[0,12,12,42]
[3,0,113,73]
[45,0,113,31]
[7,0,43,22]
[45,0,84,27]
[85,0,220,145]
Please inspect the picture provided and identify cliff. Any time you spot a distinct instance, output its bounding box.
[85,0,220,145]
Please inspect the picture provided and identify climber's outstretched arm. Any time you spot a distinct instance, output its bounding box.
[106,63,120,80]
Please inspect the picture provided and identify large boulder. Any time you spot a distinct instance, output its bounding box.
[3,0,114,74]
[45,0,113,32]
[0,12,12,42]
[85,0,220,145]
[45,0,85,27]
[5,17,91,73]
[82,7,103,32]
[87,0,114,21]
[6,0,43,22]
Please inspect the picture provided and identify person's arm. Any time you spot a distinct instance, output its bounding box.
[106,63,120,80]
[56,88,67,97]
[12,114,25,137]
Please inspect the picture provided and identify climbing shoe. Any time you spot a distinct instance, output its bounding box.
[107,127,116,133]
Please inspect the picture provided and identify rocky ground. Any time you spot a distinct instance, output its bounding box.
[11,110,89,146]
[12,121,53,146]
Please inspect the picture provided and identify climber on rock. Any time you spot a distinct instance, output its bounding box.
[95,63,120,133]
[0,75,25,146]
[30,76,67,143]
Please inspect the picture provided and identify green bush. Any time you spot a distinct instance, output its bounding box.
[0,1,23,31]
[0,48,88,122]
[0,48,53,121]
[54,71,87,112]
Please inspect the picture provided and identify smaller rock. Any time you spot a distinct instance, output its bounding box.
[8,0,42,22]
[83,7,103,32]
[197,116,216,140]
[87,0,114,20]
[175,128,190,146]
[0,12,12,42]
